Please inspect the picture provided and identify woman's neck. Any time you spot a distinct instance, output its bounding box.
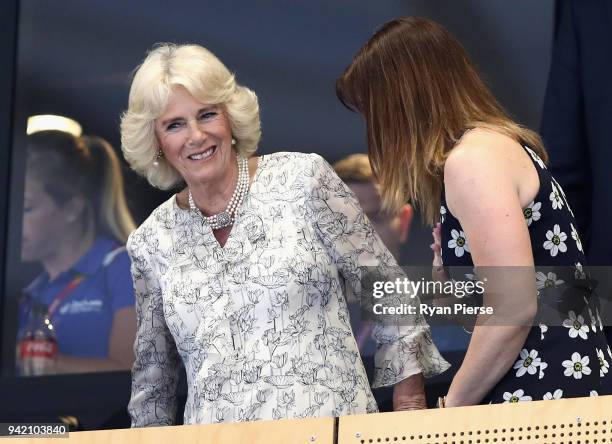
[189,159,240,217]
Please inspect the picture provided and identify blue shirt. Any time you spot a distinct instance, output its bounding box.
[18,237,135,358]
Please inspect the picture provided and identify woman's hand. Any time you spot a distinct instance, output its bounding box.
[431,222,443,268]
[393,373,427,410]
[431,223,448,283]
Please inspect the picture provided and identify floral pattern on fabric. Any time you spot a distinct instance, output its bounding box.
[127,152,449,426]
[440,146,612,404]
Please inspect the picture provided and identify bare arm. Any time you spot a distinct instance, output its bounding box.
[442,134,538,407]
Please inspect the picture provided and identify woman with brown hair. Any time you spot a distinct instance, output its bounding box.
[336,16,612,406]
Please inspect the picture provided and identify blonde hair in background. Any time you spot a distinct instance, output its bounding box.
[27,131,136,244]
[120,43,261,190]
[332,153,374,183]
[336,17,547,226]
[81,136,136,243]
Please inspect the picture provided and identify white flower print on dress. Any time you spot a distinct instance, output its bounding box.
[550,182,564,210]
[440,205,446,223]
[596,307,604,332]
[538,361,548,380]
[597,348,610,377]
[525,146,546,169]
[539,323,548,340]
[562,352,591,379]
[448,229,470,257]
[587,307,597,333]
[570,223,583,252]
[524,201,541,226]
[562,311,589,339]
[535,271,564,290]
[543,389,563,400]
[513,349,541,377]
[503,389,532,403]
[608,345,612,361]
[552,177,575,218]
[543,224,567,257]
[590,390,599,397]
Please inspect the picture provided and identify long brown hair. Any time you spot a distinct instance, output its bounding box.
[336,17,547,225]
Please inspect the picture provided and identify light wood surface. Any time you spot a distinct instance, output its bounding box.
[9,416,334,444]
[8,395,612,443]
[338,394,612,444]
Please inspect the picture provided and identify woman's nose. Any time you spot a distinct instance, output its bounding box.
[187,120,205,145]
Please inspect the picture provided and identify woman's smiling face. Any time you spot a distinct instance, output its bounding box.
[155,86,235,188]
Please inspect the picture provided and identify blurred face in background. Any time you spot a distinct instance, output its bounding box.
[21,173,73,264]
[348,181,412,260]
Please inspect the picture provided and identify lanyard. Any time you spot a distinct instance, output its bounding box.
[47,274,86,318]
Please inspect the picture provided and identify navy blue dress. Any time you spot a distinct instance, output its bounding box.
[440,145,612,403]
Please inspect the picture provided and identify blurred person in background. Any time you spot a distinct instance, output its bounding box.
[18,130,137,374]
[334,153,469,410]
[333,153,413,261]
[333,153,412,353]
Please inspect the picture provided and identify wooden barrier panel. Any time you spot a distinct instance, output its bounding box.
[9,416,335,444]
[338,395,612,444]
[9,395,612,443]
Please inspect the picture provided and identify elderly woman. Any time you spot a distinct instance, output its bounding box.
[121,43,448,426]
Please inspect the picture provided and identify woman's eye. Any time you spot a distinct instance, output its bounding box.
[166,122,183,131]
[199,111,217,121]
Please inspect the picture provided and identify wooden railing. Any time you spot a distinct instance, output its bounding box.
[10,395,612,443]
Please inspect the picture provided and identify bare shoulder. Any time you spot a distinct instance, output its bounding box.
[444,129,523,180]
[443,128,536,216]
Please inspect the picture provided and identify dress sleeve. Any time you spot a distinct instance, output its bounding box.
[305,153,450,387]
[126,231,181,427]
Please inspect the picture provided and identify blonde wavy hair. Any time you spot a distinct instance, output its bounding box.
[120,43,261,190]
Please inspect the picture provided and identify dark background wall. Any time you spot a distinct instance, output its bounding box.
[12,0,554,221]
[0,0,554,429]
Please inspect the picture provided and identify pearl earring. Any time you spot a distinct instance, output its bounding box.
[231,138,237,146]
[153,150,163,167]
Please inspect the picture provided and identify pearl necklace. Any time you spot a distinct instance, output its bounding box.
[188,155,249,230]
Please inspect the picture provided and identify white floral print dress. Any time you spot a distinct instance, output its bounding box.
[440,146,612,404]
[127,152,449,426]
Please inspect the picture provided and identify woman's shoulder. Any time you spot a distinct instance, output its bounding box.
[259,151,325,169]
[444,128,534,187]
[256,152,333,183]
[445,129,519,171]
[127,195,181,253]
[443,128,539,216]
